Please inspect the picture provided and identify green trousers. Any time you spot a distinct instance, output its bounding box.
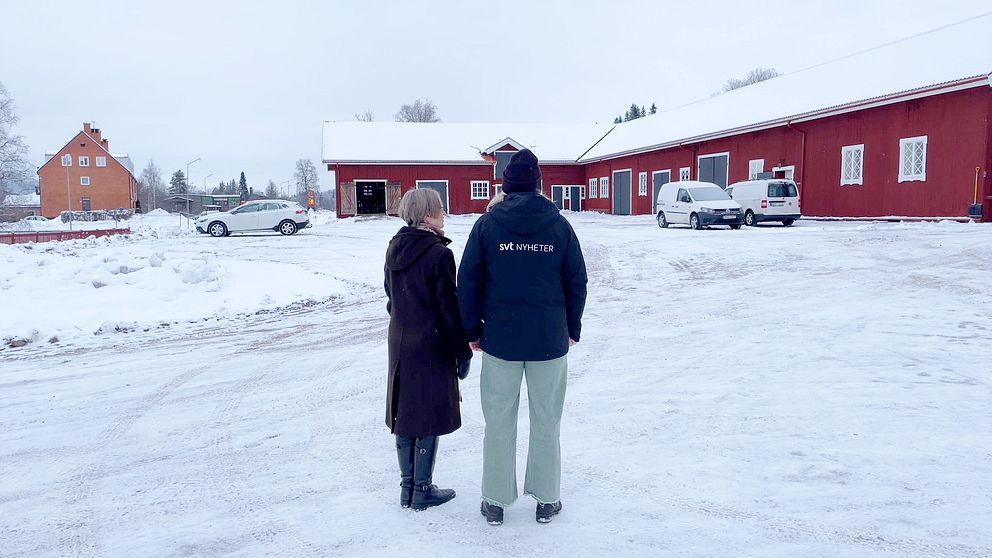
[480,351,568,507]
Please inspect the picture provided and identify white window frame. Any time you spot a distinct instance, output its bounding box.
[494,150,516,180]
[638,171,648,196]
[898,136,927,183]
[80,176,91,186]
[679,167,690,181]
[748,159,764,180]
[840,144,864,186]
[61,154,72,167]
[599,176,609,198]
[96,156,107,167]
[580,185,586,199]
[79,156,89,167]
[470,180,490,200]
[588,178,598,198]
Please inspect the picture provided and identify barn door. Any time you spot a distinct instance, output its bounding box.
[613,170,631,215]
[386,182,402,215]
[698,154,729,188]
[340,182,357,215]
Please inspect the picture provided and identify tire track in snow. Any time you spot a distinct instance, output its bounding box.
[55,367,208,558]
[572,466,991,557]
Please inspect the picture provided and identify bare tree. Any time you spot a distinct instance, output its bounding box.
[355,109,375,122]
[265,179,279,198]
[294,159,320,206]
[394,98,441,123]
[139,160,166,210]
[721,67,780,92]
[0,82,32,193]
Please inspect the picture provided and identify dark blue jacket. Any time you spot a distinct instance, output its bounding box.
[457,193,587,361]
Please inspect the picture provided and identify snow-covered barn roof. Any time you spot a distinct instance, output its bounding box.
[579,13,992,162]
[321,122,613,165]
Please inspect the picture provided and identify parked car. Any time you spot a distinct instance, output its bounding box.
[22,215,48,222]
[726,179,801,226]
[195,200,310,237]
[655,181,743,230]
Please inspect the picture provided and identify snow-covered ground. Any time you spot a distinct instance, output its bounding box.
[1,212,990,557]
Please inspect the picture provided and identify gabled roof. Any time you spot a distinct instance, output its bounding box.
[580,12,992,162]
[38,130,137,178]
[321,122,613,165]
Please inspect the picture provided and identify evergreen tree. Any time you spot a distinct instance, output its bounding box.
[613,116,622,124]
[169,170,188,194]
[238,172,249,201]
[649,103,657,115]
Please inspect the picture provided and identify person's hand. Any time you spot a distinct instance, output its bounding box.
[469,341,482,351]
[569,338,578,346]
[457,359,471,380]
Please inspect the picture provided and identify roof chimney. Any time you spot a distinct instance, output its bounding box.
[102,139,109,150]
[83,122,92,134]
[91,128,102,143]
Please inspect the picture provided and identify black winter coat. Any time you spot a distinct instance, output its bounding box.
[457,193,588,362]
[384,227,473,437]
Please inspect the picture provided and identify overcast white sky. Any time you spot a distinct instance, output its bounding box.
[1,0,988,195]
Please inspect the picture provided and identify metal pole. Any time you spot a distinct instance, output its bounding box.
[65,159,73,231]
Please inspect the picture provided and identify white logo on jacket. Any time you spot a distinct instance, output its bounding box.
[499,242,555,253]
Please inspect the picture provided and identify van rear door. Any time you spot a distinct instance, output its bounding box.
[766,181,799,215]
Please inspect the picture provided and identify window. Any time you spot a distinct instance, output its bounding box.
[677,189,691,203]
[96,156,107,167]
[494,151,515,179]
[588,178,598,198]
[61,154,72,167]
[81,197,92,211]
[679,167,691,181]
[80,176,91,186]
[841,144,864,185]
[471,180,490,200]
[748,159,764,180]
[580,186,586,199]
[898,136,927,182]
[599,177,609,198]
[493,184,503,196]
[79,156,89,167]
[638,172,648,196]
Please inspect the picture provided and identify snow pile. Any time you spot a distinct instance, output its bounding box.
[0,243,344,344]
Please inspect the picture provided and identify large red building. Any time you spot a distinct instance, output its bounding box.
[38,123,137,218]
[324,17,992,221]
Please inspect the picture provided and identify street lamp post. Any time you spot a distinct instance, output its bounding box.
[280,179,293,200]
[202,173,214,194]
[185,157,201,214]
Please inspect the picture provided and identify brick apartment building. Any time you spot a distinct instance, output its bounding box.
[37,123,137,217]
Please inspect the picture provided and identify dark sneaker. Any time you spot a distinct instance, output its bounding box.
[480,501,504,525]
[536,501,562,523]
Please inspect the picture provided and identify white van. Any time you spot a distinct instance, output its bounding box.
[725,179,801,226]
[655,180,743,230]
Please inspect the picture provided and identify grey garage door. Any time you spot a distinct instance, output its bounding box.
[416,181,449,212]
[652,171,671,215]
[613,171,631,215]
[698,155,729,188]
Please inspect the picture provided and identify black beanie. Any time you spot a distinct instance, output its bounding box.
[501,149,542,193]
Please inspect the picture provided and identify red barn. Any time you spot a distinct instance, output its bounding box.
[324,16,992,221]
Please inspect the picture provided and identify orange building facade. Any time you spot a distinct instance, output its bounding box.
[38,123,137,217]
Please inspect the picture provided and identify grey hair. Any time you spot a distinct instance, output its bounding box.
[398,188,444,226]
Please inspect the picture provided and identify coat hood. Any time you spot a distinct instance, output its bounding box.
[487,192,561,236]
[386,227,451,271]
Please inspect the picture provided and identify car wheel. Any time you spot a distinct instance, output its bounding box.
[657,211,668,228]
[782,218,795,227]
[730,224,741,230]
[744,210,756,227]
[279,220,298,235]
[690,213,702,230]
[208,221,227,237]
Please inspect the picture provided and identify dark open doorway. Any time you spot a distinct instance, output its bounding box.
[356,181,386,214]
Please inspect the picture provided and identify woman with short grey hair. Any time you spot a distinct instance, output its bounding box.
[384,188,473,510]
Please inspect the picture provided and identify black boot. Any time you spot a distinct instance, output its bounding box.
[411,436,455,510]
[395,435,415,508]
